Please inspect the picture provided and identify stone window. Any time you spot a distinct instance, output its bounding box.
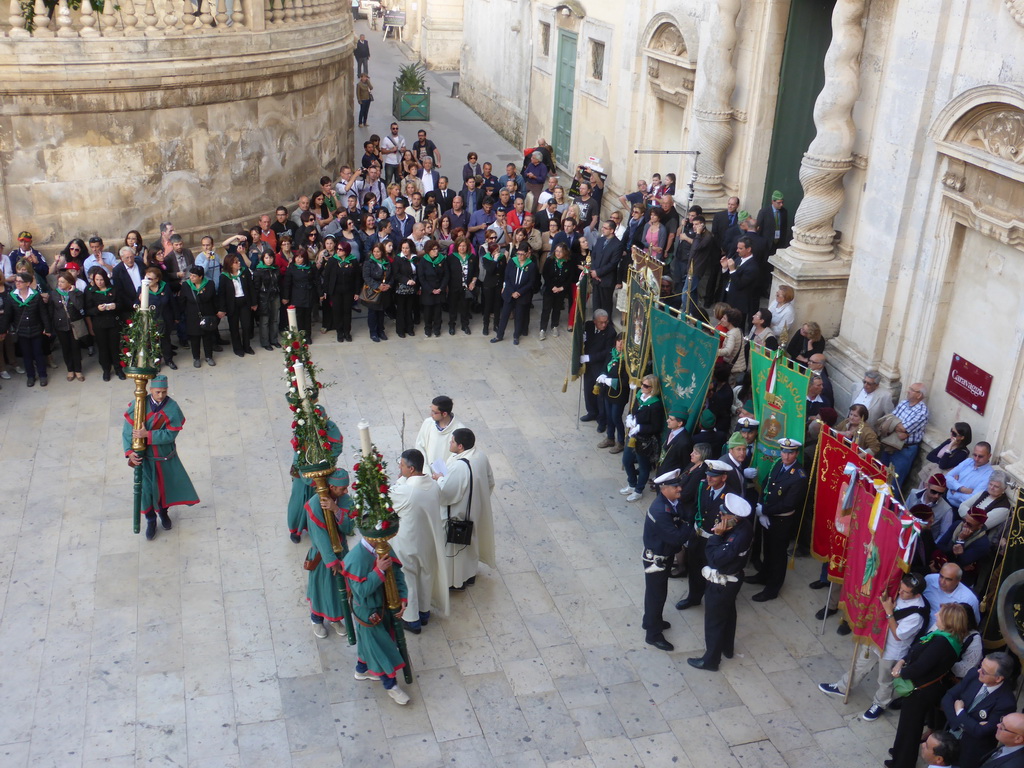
[590,39,605,81]
[540,22,551,57]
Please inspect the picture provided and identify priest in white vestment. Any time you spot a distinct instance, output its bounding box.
[390,449,449,632]
[415,395,466,469]
[436,428,496,590]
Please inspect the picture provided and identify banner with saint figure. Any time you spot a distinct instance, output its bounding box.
[649,304,720,434]
[812,425,889,583]
[563,271,590,391]
[624,270,653,385]
[839,478,908,653]
[749,347,810,483]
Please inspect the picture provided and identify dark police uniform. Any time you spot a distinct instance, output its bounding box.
[751,458,808,600]
[699,515,754,668]
[676,480,727,608]
[642,491,690,642]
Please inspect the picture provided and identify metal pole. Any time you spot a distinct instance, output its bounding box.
[820,583,833,636]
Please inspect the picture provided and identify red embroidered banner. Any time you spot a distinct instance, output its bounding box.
[812,425,888,582]
[839,480,907,653]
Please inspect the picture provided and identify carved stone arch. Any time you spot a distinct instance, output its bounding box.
[931,84,1024,182]
[931,84,1024,142]
[638,11,698,66]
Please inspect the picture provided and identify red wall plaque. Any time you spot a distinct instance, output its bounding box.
[945,354,992,415]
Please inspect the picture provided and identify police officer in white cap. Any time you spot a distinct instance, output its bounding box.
[748,437,809,602]
[687,492,753,671]
[642,469,689,651]
[676,459,730,611]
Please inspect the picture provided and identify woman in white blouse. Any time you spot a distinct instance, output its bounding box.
[768,284,796,342]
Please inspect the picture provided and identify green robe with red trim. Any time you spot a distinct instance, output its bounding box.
[342,538,408,678]
[121,396,200,515]
[305,492,355,621]
[287,418,344,535]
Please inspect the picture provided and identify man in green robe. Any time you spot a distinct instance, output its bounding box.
[287,404,344,542]
[305,467,355,638]
[122,374,199,540]
[342,534,411,705]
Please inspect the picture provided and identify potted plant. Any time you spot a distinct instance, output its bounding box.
[392,62,430,121]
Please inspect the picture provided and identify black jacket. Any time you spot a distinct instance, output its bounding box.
[941,671,1017,768]
[418,257,448,305]
[11,289,53,338]
[706,518,753,576]
[323,255,362,298]
[659,428,694,477]
[642,493,689,558]
[501,256,538,301]
[252,265,282,314]
[0,289,12,335]
[761,460,809,517]
[181,279,218,336]
[49,288,86,333]
[479,249,508,290]
[282,264,316,309]
[446,252,479,290]
[218,270,255,314]
[112,258,145,312]
[85,287,120,330]
[542,255,576,296]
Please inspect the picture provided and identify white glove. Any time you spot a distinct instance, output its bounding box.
[755,503,763,517]
[596,374,610,386]
[580,354,590,363]
[629,383,637,390]
[743,467,758,479]
[629,426,640,437]
[757,513,771,530]
[624,415,637,429]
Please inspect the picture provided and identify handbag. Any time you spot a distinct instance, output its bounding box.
[70,318,89,340]
[198,315,217,330]
[445,458,475,546]
[892,677,915,698]
[359,285,382,308]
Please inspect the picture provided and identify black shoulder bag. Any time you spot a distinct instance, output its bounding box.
[445,458,475,546]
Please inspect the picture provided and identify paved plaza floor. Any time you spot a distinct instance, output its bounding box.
[0,19,903,768]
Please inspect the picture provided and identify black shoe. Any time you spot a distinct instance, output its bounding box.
[723,650,734,659]
[290,533,301,543]
[425,330,433,338]
[836,622,852,636]
[466,576,476,585]
[686,657,718,671]
[345,334,353,342]
[39,377,48,387]
[809,580,829,590]
[116,369,126,380]
[235,351,245,357]
[401,331,409,339]
[103,371,111,382]
[884,761,894,768]
[815,607,839,620]
[794,546,811,558]
[675,598,700,610]
[214,345,224,352]
[579,414,597,422]
[379,332,387,341]
[264,345,273,351]
[206,358,216,367]
[88,346,96,356]
[145,515,157,540]
[402,620,422,634]
[193,359,202,368]
[166,360,178,370]
[371,335,380,343]
[746,573,768,585]
[482,324,489,335]
[26,377,35,387]
[158,509,172,530]
[513,337,519,345]
[245,347,255,355]
[490,337,503,343]
[462,325,471,334]
[646,637,674,652]
[397,332,406,338]
[449,325,456,336]
[751,591,777,602]
[272,341,282,348]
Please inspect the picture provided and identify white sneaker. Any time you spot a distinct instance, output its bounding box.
[553,327,560,337]
[15,366,24,374]
[0,370,9,379]
[387,685,410,705]
[626,491,642,502]
[619,486,633,495]
[354,669,379,681]
[539,329,546,341]
[331,620,346,636]
[311,621,328,639]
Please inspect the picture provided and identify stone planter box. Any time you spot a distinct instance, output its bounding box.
[392,84,430,121]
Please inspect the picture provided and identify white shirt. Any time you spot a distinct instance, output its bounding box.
[923,573,981,626]
[767,299,795,339]
[381,133,406,166]
[883,595,925,660]
[125,262,142,291]
[851,386,895,428]
[420,173,436,195]
[232,276,245,298]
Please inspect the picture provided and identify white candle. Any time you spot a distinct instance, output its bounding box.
[293,363,308,399]
[358,420,372,457]
[287,305,298,330]
[140,277,151,310]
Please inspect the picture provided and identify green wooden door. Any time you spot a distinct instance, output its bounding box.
[762,0,836,212]
[553,30,577,168]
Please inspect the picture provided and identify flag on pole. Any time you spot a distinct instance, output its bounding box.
[749,347,810,483]
[649,305,720,434]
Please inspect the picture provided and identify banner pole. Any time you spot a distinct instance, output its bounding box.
[842,638,860,705]
[576,375,584,430]
[820,583,833,636]
[790,425,823,571]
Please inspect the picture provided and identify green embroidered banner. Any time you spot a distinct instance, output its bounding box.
[649,304,719,433]
[624,270,653,386]
[750,346,810,483]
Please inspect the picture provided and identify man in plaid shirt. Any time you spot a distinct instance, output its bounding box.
[879,382,930,496]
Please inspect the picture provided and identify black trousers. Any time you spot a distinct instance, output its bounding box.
[56,329,83,373]
[189,333,215,360]
[540,293,565,331]
[331,291,355,339]
[702,577,743,666]
[94,325,119,374]
[593,284,615,316]
[759,513,797,596]
[448,291,473,328]
[422,303,443,335]
[685,536,708,604]
[394,293,416,335]
[227,299,252,353]
[583,371,601,419]
[891,685,947,768]
[480,286,501,329]
[643,566,673,641]
[496,295,529,339]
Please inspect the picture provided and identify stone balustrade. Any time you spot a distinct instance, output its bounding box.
[2,0,346,37]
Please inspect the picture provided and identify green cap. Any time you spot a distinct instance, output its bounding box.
[737,210,749,222]
[668,410,688,422]
[771,190,784,201]
[726,431,746,449]
[699,409,716,429]
[328,467,350,486]
[151,374,168,388]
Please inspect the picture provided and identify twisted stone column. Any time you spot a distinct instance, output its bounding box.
[692,0,742,203]
[788,0,867,261]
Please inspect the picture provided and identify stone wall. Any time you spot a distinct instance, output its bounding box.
[0,13,355,249]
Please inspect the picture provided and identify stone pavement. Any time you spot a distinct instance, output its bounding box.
[0,19,901,768]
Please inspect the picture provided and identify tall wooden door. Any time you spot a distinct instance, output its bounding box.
[552,30,577,168]
[762,0,836,212]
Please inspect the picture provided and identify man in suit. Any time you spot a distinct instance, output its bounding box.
[435,176,456,214]
[534,197,562,232]
[975,713,1024,768]
[552,216,582,262]
[578,309,615,427]
[719,431,751,496]
[687,492,754,671]
[748,437,808,602]
[112,245,145,319]
[675,459,730,611]
[657,412,693,477]
[416,156,440,196]
[641,470,690,652]
[588,220,623,315]
[712,197,741,255]
[942,653,1018,768]
[755,190,791,256]
[721,236,760,325]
